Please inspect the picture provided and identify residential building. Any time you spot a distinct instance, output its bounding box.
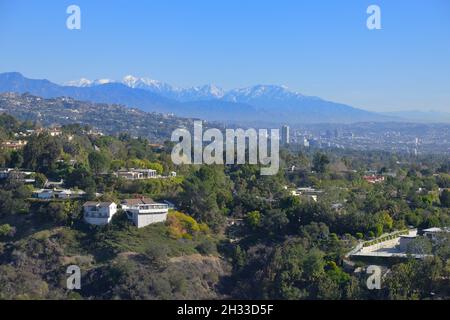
[363,175,385,184]
[83,202,118,225]
[291,187,324,202]
[422,227,450,242]
[44,179,64,188]
[47,127,62,137]
[121,198,169,228]
[0,168,35,183]
[33,188,86,200]
[116,168,157,180]
[1,140,28,151]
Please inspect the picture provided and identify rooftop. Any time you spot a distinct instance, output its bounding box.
[83,201,115,208]
[121,198,156,206]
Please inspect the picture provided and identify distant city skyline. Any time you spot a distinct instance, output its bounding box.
[0,0,449,112]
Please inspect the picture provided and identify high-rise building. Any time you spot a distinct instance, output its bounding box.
[281,125,290,145]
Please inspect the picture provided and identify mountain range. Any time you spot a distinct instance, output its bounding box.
[0,72,397,124]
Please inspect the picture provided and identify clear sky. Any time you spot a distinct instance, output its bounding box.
[0,0,449,112]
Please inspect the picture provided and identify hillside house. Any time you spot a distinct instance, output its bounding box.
[33,188,86,200]
[363,175,385,184]
[116,168,158,180]
[121,198,169,228]
[291,187,324,202]
[83,202,118,225]
[1,140,27,151]
[0,168,35,183]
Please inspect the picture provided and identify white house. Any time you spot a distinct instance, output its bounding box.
[33,188,86,200]
[83,201,118,225]
[116,168,158,180]
[34,189,54,200]
[423,227,450,242]
[121,198,168,228]
[291,187,324,202]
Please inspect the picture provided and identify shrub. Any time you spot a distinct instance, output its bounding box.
[195,239,217,255]
[166,211,210,240]
[0,224,16,238]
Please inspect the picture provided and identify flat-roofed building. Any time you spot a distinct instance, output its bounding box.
[116,168,158,180]
[121,198,168,228]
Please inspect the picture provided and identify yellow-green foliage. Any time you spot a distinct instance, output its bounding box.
[166,211,210,240]
[126,158,164,174]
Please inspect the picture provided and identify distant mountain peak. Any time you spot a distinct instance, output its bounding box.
[64,78,114,87]
[0,72,395,124]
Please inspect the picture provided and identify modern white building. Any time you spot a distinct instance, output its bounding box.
[83,201,118,225]
[33,188,86,200]
[116,168,158,180]
[291,187,324,202]
[423,227,450,241]
[121,198,169,228]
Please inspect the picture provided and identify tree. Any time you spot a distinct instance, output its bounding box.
[406,237,433,255]
[147,162,164,175]
[179,166,232,230]
[9,151,23,168]
[312,153,330,174]
[440,189,450,207]
[88,151,111,175]
[261,209,289,238]
[0,189,29,217]
[42,201,81,224]
[66,164,96,190]
[34,173,47,188]
[263,239,326,299]
[22,134,62,174]
[245,211,261,230]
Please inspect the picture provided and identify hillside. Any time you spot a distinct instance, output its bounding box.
[0,92,198,142]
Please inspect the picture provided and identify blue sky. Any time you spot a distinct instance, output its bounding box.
[0,0,449,112]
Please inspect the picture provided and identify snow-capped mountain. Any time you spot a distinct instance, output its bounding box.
[65,78,114,87]
[223,84,312,106]
[65,75,225,101]
[121,75,174,93]
[0,72,394,124]
[174,84,225,101]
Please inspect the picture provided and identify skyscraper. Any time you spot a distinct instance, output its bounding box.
[281,125,290,145]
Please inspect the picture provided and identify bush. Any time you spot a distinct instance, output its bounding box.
[0,224,16,238]
[166,211,210,240]
[195,239,217,255]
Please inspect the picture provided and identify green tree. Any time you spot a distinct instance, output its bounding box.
[88,151,111,175]
[440,189,450,207]
[22,134,62,174]
[406,237,433,255]
[312,153,330,174]
[33,173,47,188]
[246,211,261,229]
[179,166,232,230]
